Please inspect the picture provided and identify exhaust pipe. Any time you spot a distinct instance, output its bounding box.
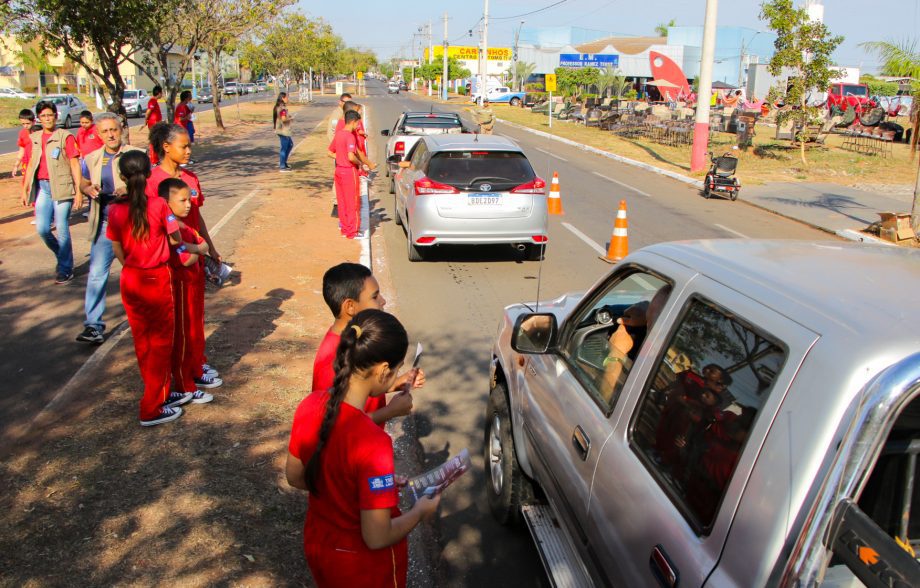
[515,244,527,252]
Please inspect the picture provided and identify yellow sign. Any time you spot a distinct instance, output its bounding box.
[425,46,513,61]
[356,71,363,79]
[545,74,557,92]
[436,75,441,83]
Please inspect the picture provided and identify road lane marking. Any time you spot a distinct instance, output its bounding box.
[535,147,568,162]
[562,222,607,256]
[714,223,750,239]
[591,171,651,197]
[209,188,259,236]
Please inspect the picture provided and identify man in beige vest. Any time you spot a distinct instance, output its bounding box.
[76,112,142,344]
[22,100,84,284]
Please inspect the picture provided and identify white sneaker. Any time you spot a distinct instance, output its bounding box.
[194,373,223,389]
[191,390,214,404]
[202,363,219,377]
[164,391,194,408]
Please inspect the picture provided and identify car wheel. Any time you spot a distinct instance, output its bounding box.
[510,97,521,107]
[63,115,72,129]
[389,176,395,194]
[394,194,403,226]
[730,189,739,202]
[407,226,424,262]
[525,244,544,262]
[486,382,533,525]
[137,105,144,118]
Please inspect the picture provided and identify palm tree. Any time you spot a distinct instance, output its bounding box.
[655,19,676,38]
[17,46,54,97]
[507,61,536,91]
[861,39,920,231]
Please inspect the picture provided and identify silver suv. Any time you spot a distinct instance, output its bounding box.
[489,241,920,587]
[393,135,547,262]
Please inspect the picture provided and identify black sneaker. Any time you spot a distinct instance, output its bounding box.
[140,405,183,427]
[194,373,223,389]
[76,326,104,344]
[330,203,339,218]
[55,272,74,285]
[164,391,194,408]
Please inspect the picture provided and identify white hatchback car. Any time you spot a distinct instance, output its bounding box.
[393,135,547,261]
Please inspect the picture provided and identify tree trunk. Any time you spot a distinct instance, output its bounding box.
[208,49,224,131]
[912,155,920,234]
[911,115,919,161]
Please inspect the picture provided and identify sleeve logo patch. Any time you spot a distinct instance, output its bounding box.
[167,214,177,222]
[368,474,395,492]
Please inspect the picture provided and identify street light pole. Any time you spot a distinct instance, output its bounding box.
[690,0,719,173]
[513,20,525,91]
[442,12,450,101]
[482,0,490,92]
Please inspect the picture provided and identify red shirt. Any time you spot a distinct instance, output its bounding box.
[329,129,358,168]
[355,120,367,154]
[174,102,191,126]
[146,166,204,231]
[17,128,30,168]
[36,132,80,180]
[169,225,204,282]
[147,97,162,128]
[106,196,180,268]
[312,329,387,423]
[76,125,104,156]
[288,390,400,552]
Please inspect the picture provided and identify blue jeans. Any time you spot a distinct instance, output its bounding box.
[279,135,293,168]
[34,181,74,276]
[84,215,114,331]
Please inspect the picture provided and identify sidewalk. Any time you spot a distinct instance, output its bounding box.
[0,101,363,586]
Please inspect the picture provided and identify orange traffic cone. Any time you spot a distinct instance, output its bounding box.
[603,200,629,263]
[547,171,564,215]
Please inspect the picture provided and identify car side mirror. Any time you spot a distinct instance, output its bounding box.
[511,313,558,354]
[380,129,390,136]
[398,161,411,169]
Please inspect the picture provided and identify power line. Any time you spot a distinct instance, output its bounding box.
[491,0,573,20]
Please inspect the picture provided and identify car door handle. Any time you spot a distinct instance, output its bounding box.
[649,544,679,588]
[571,425,590,461]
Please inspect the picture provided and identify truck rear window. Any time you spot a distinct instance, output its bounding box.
[630,297,787,533]
[840,84,868,97]
[426,151,535,190]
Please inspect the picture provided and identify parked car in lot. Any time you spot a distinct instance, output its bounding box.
[122,89,150,118]
[0,87,35,100]
[241,83,256,94]
[256,81,267,92]
[472,86,526,107]
[197,86,222,103]
[388,81,400,94]
[34,94,88,128]
[393,135,546,262]
[381,111,465,190]
[488,241,920,587]
[223,82,239,95]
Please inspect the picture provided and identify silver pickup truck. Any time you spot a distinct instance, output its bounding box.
[381,111,465,194]
[488,240,920,587]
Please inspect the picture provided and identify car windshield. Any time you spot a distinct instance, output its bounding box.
[842,84,868,97]
[124,91,138,99]
[426,151,535,190]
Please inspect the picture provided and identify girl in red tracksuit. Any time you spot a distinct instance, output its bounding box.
[107,151,193,426]
[159,177,214,405]
[285,310,440,588]
[147,122,223,390]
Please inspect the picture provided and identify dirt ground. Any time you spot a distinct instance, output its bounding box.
[0,105,368,586]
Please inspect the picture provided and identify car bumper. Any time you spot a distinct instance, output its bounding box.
[409,208,548,246]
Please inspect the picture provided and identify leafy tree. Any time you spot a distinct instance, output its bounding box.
[655,19,676,38]
[336,47,377,75]
[861,39,920,231]
[506,61,535,91]
[16,46,55,96]
[9,0,161,116]
[246,13,342,88]
[760,0,843,166]
[554,66,599,100]
[859,74,899,97]
[596,66,628,99]
[198,0,289,130]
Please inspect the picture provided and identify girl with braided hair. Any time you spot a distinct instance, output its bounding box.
[286,309,440,587]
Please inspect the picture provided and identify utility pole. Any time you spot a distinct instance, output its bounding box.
[690,0,718,173]
[482,0,490,92]
[442,12,450,101]
[513,20,525,91]
[428,21,433,96]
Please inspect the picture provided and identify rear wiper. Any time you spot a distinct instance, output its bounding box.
[466,176,513,186]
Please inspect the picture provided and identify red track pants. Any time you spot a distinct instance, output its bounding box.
[305,538,407,588]
[121,265,174,420]
[334,166,359,238]
[171,276,200,392]
[190,270,206,379]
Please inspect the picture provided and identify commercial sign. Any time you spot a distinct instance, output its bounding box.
[558,53,619,68]
[425,46,513,61]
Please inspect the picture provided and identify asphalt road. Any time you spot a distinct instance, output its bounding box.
[361,79,832,587]
[0,91,267,154]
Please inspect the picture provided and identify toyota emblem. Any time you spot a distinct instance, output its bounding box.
[479,183,492,191]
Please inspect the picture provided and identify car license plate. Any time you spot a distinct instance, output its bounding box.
[468,193,501,206]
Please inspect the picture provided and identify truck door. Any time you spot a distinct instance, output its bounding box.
[520,268,672,567]
[587,276,817,587]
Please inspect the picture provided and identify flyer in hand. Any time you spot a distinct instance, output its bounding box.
[407,448,472,502]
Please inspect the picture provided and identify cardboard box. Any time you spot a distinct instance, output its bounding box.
[878,212,916,242]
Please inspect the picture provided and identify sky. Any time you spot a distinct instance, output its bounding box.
[303,0,920,73]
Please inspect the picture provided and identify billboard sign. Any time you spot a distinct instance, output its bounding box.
[559,53,619,68]
[425,46,513,61]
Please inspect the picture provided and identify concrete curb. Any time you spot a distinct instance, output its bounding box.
[495,117,705,189]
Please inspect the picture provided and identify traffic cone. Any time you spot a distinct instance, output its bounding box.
[603,200,629,263]
[547,171,564,215]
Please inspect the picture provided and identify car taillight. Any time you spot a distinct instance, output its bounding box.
[416,236,436,244]
[395,141,405,155]
[414,177,459,195]
[511,177,546,194]
[532,235,548,243]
